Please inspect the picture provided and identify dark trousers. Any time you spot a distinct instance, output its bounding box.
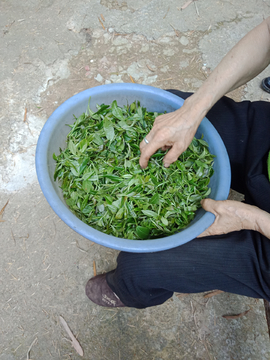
[107,90,270,309]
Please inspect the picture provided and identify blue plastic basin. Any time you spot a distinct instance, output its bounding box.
[35,83,231,252]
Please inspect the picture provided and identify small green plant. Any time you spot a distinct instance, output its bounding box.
[53,100,215,240]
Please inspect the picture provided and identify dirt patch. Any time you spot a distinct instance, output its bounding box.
[39,29,245,117]
[100,0,131,11]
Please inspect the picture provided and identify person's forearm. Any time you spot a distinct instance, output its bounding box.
[255,209,270,239]
[185,17,270,116]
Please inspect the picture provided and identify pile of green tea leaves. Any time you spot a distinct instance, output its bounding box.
[53,100,214,240]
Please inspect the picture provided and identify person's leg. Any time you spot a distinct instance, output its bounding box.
[106,231,270,308]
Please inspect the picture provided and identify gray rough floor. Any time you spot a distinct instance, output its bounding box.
[1,1,270,359]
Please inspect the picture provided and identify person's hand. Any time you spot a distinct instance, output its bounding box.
[197,199,259,238]
[139,96,206,169]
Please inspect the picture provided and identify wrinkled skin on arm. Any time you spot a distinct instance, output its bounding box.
[197,199,270,239]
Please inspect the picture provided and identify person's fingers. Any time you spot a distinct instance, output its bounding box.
[197,199,217,238]
[139,138,163,169]
[161,145,172,151]
[200,198,217,214]
[140,136,188,168]
[162,143,185,167]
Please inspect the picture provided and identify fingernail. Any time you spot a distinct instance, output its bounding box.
[164,163,169,168]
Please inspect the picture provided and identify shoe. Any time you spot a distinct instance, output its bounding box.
[85,274,125,307]
[261,77,270,93]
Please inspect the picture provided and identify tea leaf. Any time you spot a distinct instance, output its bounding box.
[142,210,159,218]
[149,193,160,205]
[103,117,115,141]
[111,100,125,121]
[68,140,77,155]
[136,226,150,239]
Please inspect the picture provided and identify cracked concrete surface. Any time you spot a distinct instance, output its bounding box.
[1,0,270,359]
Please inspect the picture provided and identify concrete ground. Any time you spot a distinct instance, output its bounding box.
[1,1,270,359]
